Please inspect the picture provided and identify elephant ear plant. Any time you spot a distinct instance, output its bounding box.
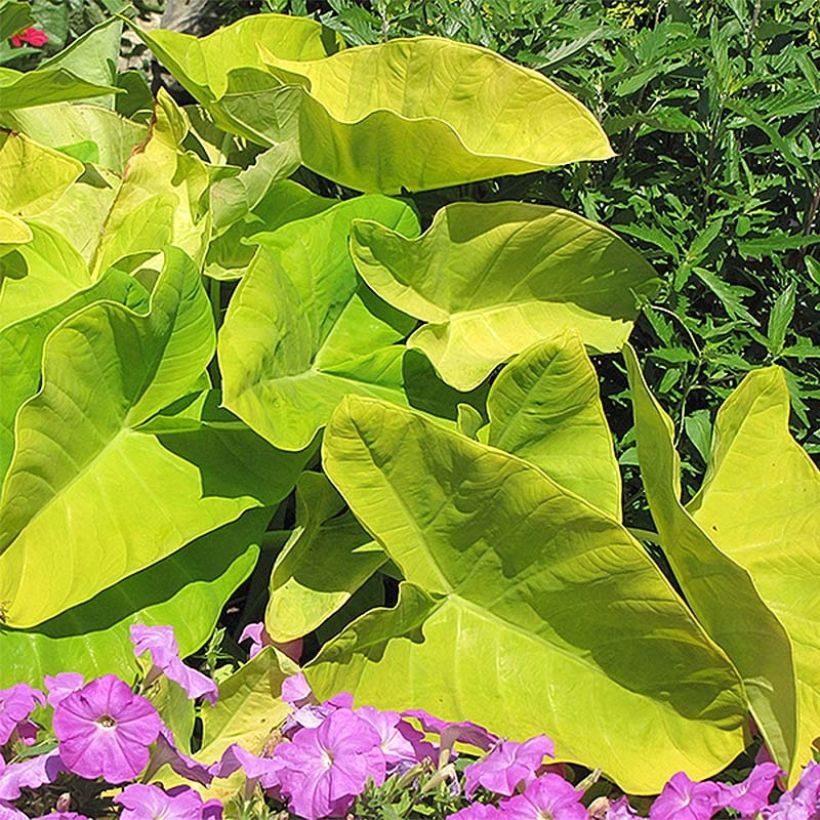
[0,8,817,805]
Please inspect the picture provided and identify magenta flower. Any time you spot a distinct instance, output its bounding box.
[239,622,303,663]
[146,726,214,786]
[0,750,63,801]
[764,760,819,819]
[649,772,722,820]
[34,814,90,819]
[608,797,640,819]
[403,709,497,756]
[212,743,282,789]
[464,735,555,797]
[500,774,587,820]
[130,625,218,705]
[53,675,161,783]
[281,672,314,708]
[448,805,502,819]
[0,803,27,820]
[273,708,384,819]
[357,706,435,769]
[44,674,84,709]
[115,783,222,820]
[716,762,781,815]
[0,684,45,744]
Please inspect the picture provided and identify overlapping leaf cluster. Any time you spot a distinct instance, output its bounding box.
[0,2,818,803]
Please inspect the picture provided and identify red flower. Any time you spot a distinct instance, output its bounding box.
[11,27,48,48]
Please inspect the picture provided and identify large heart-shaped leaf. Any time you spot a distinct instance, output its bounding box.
[351,201,658,389]
[256,37,612,192]
[0,131,83,217]
[90,91,210,277]
[0,511,266,688]
[624,346,798,773]
[483,332,621,519]
[39,18,122,109]
[137,14,343,105]
[0,269,149,483]
[1,103,148,172]
[0,248,305,627]
[219,194,420,451]
[685,366,820,772]
[266,471,384,643]
[0,222,92,330]
[308,396,747,793]
[0,66,118,110]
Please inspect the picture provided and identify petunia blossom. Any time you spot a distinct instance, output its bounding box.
[0,803,27,820]
[356,706,436,770]
[281,672,314,708]
[273,707,384,819]
[716,762,781,815]
[0,750,63,802]
[464,735,555,797]
[764,760,819,819]
[448,805,502,820]
[44,674,84,710]
[500,774,587,820]
[211,743,282,790]
[130,625,218,705]
[34,814,91,819]
[10,27,48,47]
[145,726,214,786]
[403,709,497,756]
[53,674,162,783]
[115,783,222,820]
[649,772,722,820]
[0,684,45,745]
[239,622,303,663]
[608,796,641,819]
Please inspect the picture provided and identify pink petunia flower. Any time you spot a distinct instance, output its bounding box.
[764,760,820,819]
[281,673,314,708]
[145,725,214,786]
[239,623,303,663]
[10,27,48,47]
[44,674,84,710]
[608,796,641,819]
[356,706,436,770]
[448,805,502,819]
[34,814,90,819]
[716,762,782,815]
[130,625,218,705]
[115,783,222,820]
[649,772,722,820]
[0,803,27,820]
[0,750,63,801]
[464,735,555,797]
[52,675,162,783]
[211,743,282,790]
[500,774,587,820]
[403,709,497,757]
[0,684,45,745]
[273,708,384,819]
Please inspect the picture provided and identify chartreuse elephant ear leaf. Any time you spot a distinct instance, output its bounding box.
[0,248,308,628]
[136,14,343,105]
[684,366,820,775]
[266,471,385,643]
[0,66,118,110]
[484,332,621,520]
[351,202,658,390]
[0,511,267,688]
[309,396,747,794]
[624,345,799,775]
[257,37,612,193]
[219,194,420,451]
[0,269,149,484]
[0,131,84,217]
[90,90,211,277]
